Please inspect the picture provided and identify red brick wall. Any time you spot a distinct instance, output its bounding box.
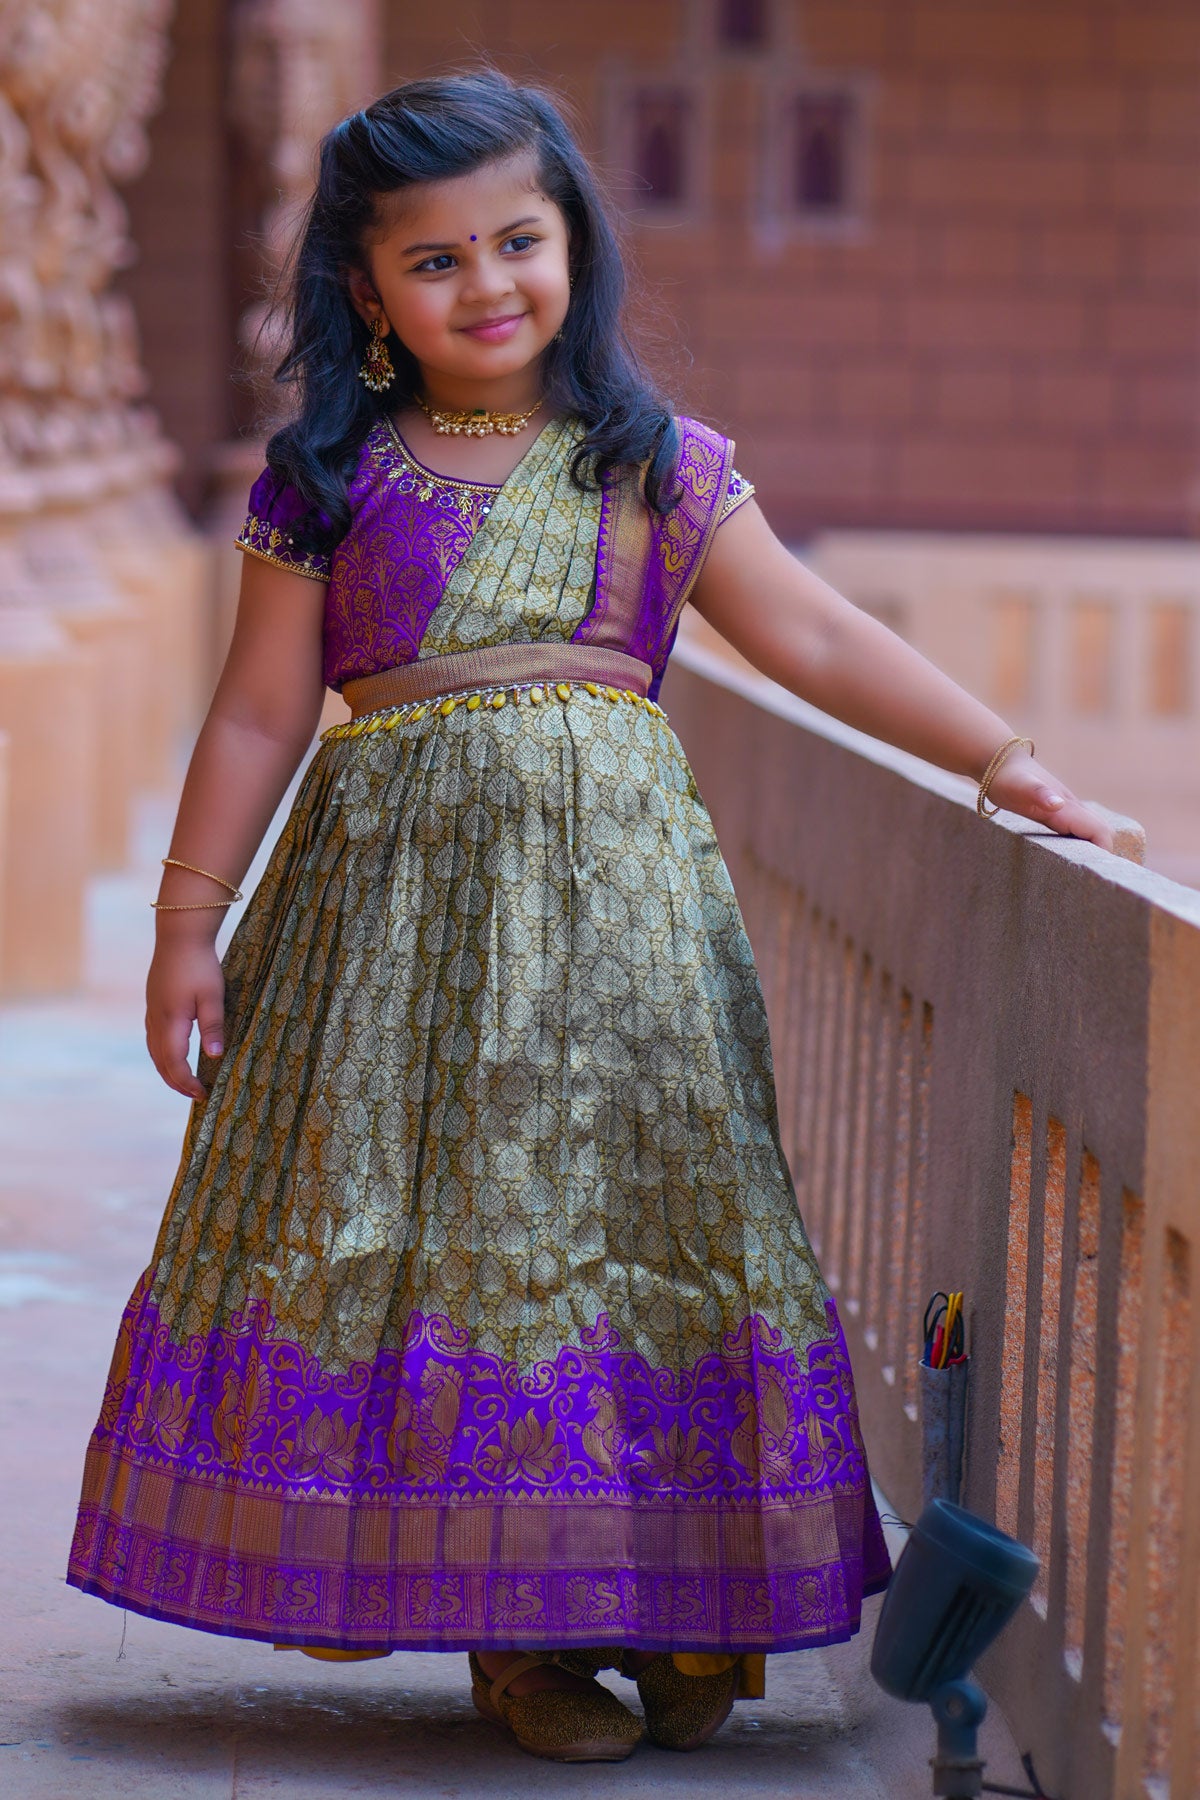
[119,2,1200,536]
[384,0,1200,539]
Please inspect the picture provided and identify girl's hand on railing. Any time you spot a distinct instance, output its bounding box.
[146,935,227,1101]
[986,754,1116,853]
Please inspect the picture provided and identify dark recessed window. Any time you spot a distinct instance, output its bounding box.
[794,92,854,212]
[718,0,768,47]
[633,91,691,206]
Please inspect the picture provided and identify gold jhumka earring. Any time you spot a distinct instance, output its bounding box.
[358,316,396,393]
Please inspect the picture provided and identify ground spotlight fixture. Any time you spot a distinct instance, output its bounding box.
[870,1499,1048,1800]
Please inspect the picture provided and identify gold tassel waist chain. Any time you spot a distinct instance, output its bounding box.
[321,675,667,743]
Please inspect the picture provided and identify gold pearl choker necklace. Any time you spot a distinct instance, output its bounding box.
[415,394,543,437]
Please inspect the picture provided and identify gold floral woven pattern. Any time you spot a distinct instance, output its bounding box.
[416,415,602,657]
[68,407,894,1660]
[149,693,832,1374]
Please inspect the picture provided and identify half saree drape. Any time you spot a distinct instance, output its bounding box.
[67,415,891,1668]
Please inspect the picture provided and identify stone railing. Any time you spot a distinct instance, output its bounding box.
[663,615,1200,1800]
[808,530,1200,889]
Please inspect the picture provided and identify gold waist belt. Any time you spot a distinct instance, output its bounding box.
[342,643,653,720]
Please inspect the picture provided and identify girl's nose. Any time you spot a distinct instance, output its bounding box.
[460,255,517,305]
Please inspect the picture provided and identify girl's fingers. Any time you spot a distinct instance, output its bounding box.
[1024,787,1096,838]
[196,1004,226,1060]
[150,1006,208,1101]
[990,768,1116,853]
[146,952,225,1100]
[1045,798,1116,853]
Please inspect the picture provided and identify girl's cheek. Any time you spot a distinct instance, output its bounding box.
[401,296,450,345]
[526,270,567,316]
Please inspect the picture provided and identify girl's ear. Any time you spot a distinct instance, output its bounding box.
[346,266,383,328]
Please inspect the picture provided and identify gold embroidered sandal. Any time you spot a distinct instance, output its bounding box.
[467,1651,644,1762]
[622,1652,739,1751]
[553,1648,739,1750]
[551,1647,619,1678]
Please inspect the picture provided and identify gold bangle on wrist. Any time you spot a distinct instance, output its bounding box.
[152,854,244,911]
[157,855,243,897]
[976,735,1034,817]
[151,898,236,911]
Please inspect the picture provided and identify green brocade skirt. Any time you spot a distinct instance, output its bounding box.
[67,684,890,1652]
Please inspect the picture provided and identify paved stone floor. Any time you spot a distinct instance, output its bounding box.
[1,773,1032,1799]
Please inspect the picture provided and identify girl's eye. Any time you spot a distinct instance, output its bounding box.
[411,236,537,273]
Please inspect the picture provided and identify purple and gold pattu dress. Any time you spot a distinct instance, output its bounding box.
[66,413,891,1686]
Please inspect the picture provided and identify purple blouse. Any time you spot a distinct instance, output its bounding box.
[236,416,754,698]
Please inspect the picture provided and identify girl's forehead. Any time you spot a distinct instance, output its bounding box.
[372,154,553,245]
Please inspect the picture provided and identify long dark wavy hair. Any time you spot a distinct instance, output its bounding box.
[264,69,680,550]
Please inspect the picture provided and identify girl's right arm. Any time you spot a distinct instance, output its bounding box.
[147,554,328,1100]
[689,501,1115,851]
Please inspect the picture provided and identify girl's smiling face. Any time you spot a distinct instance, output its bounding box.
[350,154,571,405]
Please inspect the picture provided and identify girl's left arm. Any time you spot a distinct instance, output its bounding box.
[688,499,1115,852]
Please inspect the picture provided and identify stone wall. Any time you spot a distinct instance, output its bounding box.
[382,0,1200,540]
[116,3,1199,541]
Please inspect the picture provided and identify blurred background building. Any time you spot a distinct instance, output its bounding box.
[2,0,1198,977]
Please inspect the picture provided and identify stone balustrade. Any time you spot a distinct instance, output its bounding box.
[664,612,1200,1800]
[808,530,1200,889]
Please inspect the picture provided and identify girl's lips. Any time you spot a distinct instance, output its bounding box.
[459,313,528,344]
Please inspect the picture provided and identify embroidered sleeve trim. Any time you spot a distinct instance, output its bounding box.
[720,468,755,520]
[235,519,332,584]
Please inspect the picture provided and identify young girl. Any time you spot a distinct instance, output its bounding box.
[67,70,1113,1765]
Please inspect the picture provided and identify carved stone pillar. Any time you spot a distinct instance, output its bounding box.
[228,0,382,429]
[0,0,201,992]
[215,0,380,733]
